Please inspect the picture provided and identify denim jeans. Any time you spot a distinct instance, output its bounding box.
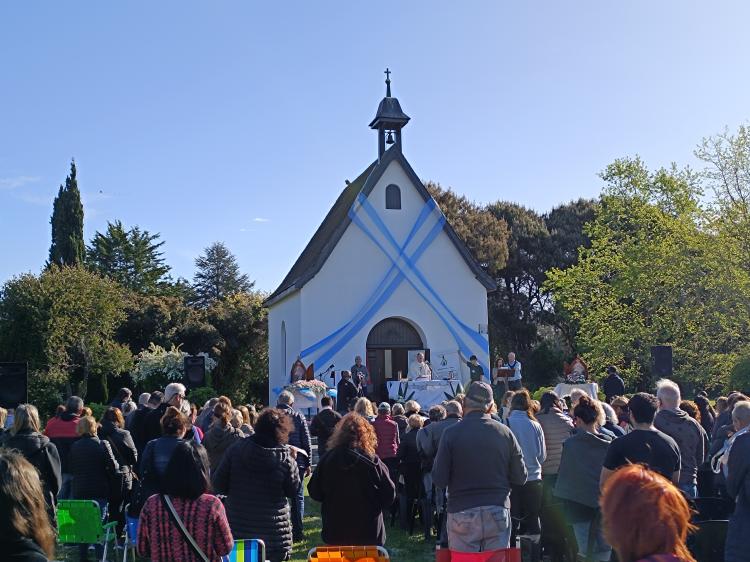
[447,505,511,552]
[678,482,698,499]
[59,473,73,500]
[572,520,611,561]
[290,467,305,538]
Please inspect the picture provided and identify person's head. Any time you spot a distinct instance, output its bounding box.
[407,414,424,432]
[606,365,618,377]
[469,354,478,365]
[164,383,186,407]
[230,409,244,429]
[277,390,294,408]
[444,400,463,418]
[392,403,405,416]
[341,370,351,380]
[732,402,750,432]
[238,405,251,425]
[10,404,40,436]
[573,395,601,430]
[82,407,93,417]
[416,352,424,363]
[611,396,629,415]
[101,407,125,429]
[114,387,132,403]
[320,395,333,408]
[502,391,515,408]
[253,408,293,447]
[201,397,219,414]
[162,441,211,500]
[65,395,84,416]
[679,400,701,423]
[0,449,56,557]
[495,357,503,368]
[716,396,728,414]
[161,406,189,438]
[354,397,374,418]
[569,388,586,409]
[137,392,151,407]
[539,391,562,414]
[628,392,659,426]
[217,395,232,408]
[148,391,164,408]
[55,404,65,416]
[328,412,378,457]
[694,395,711,415]
[122,400,137,417]
[213,402,233,427]
[464,381,494,414]
[404,400,421,415]
[245,404,259,426]
[510,389,535,419]
[378,402,392,416]
[428,404,446,422]
[728,392,750,411]
[355,355,362,366]
[655,378,681,410]
[188,402,198,423]
[601,464,696,562]
[507,352,516,363]
[601,402,618,426]
[76,415,98,437]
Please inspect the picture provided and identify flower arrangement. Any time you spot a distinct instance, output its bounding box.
[285,379,329,396]
[131,343,217,388]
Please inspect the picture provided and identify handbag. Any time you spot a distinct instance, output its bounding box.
[101,439,127,501]
[161,494,210,562]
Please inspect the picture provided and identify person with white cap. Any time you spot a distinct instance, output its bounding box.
[141,383,187,446]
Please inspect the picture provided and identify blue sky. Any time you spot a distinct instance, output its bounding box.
[2,1,749,292]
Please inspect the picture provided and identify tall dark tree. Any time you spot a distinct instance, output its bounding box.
[87,220,171,294]
[49,160,85,267]
[192,242,253,308]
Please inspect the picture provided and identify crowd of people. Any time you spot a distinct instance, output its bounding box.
[0,376,748,562]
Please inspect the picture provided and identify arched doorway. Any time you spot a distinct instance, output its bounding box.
[366,317,427,401]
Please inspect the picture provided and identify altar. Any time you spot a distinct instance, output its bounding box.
[387,379,464,407]
[553,382,600,400]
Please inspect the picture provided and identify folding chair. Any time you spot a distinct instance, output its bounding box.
[223,538,267,562]
[307,545,390,562]
[689,519,728,562]
[57,499,118,562]
[121,511,139,562]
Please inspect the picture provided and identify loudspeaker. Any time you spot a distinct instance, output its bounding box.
[0,362,28,409]
[183,356,206,389]
[651,345,673,378]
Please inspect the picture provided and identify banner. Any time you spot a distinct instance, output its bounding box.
[431,350,461,381]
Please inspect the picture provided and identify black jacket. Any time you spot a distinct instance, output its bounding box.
[0,536,48,562]
[1,431,62,509]
[68,435,119,500]
[336,379,359,413]
[141,403,170,447]
[308,446,395,547]
[602,373,625,399]
[212,435,300,559]
[98,420,138,490]
[277,404,312,470]
[309,408,342,457]
[127,405,153,459]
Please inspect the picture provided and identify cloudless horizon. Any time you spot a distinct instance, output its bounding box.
[2,2,750,292]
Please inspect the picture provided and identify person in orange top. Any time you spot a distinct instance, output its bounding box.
[600,464,696,562]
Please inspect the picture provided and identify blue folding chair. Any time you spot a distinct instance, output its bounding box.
[122,512,139,562]
[223,538,267,562]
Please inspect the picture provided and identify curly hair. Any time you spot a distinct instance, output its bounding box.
[353,397,374,418]
[327,412,378,458]
[253,408,294,447]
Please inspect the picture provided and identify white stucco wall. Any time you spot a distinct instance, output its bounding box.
[267,290,300,398]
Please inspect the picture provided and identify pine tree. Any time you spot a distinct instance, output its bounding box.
[49,160,85,267]
[192,242,253,307]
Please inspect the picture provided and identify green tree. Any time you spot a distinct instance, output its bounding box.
[192,242,253,308]
[49,160,85,267]
[87,220,171,294]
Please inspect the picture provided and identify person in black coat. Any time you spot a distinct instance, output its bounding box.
[308,413,396,547]
[129,391,162,462]
[140,383,186,447]
[336,371,360,414]
[0,404,62,522]
[602,366,625,403]
[68,416,119,503]
[212,408,300,562]
[98,407,138,526]
[309,396,342,458]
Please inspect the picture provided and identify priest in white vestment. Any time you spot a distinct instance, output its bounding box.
[409,352,432,381]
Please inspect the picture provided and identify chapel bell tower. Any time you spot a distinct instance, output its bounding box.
[369,68,411,159]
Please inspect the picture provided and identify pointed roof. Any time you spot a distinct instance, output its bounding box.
[264,146,496,307]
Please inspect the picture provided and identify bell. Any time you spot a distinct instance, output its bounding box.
[385,131,395,145]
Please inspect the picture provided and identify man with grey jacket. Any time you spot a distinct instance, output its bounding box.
[433,382,527,552]
[654,378,708,498]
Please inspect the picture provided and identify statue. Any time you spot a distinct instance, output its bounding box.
[290,358,306,383]
[564,356,589,384]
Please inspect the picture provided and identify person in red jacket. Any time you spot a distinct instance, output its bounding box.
[372,402,400,479]
[44,395,83,499]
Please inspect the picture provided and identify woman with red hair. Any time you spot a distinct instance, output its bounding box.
[600,464,696,562]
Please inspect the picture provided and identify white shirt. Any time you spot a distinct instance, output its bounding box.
[505,360,522,381]
[409,361,432,381]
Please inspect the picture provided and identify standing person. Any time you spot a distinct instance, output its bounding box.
[138,407,189,508]
[138,440,233,562]
[391,403,408,436]
[126,392,151,429]
[724,402,750,562]
[98,407,138,526]
[600,393,681,488]
[432,382,527,553]
[0,449,57,562]
[353,397,376,421]
[460,353,485,383]
[351,355,370,397]
[212,408,300,562]
[409,352,432,381]
[504,352,522,391]
[276,391,311,542]
[129,391,162,461]
[654,379,708,498]
[110,387,133,411]
[336,371,359,414]
[601,366,625,404]
[309,396,342,458]
[308,413,396,547]
[694,395,715,437]
[554,396,613,562]
[44,395,83,499]
[141,383,187,445]
[1,404,62,522]
[507,390,546,540]
[372,402,400,478]
[601,465,696,562]
[202,402,245,471]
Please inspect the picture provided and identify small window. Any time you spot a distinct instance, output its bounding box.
[385,184,401,210]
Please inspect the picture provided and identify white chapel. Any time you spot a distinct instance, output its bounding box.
[265,72,495,405]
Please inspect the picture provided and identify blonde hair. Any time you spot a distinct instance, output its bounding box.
[407,414,424,431]
[11,404,40,435]
[76,416,98,437]
[354,397,374,418]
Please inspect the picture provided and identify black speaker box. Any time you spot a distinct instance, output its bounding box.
[651,345,673,378]
[183,356,206,389]
[0,362,28,409]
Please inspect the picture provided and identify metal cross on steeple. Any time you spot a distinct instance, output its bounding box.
[384,68,391,97]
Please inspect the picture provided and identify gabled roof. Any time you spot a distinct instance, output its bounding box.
[264,146,496,307]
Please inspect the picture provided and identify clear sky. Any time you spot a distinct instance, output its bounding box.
[2,1,749,292]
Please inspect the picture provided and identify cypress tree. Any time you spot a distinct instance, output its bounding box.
[49,160,85,267]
